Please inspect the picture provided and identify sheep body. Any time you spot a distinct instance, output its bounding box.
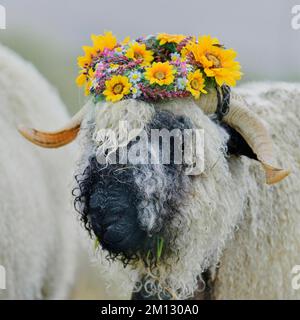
[214,82,300,299]
[78,82,300,299]
[0,44,77,299]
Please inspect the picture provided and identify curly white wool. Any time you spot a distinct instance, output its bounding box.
[77,82,300,299]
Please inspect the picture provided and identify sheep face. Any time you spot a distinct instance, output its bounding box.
[74,102,194,265]
[73,98,246,298]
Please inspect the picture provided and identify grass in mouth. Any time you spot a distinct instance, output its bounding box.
[94,237,100,251]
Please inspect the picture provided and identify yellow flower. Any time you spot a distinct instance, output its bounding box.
[125,42,154,66]
[181,35,218,59]
[184,35,242,86]
[110,63,119,70]
[103,75,132,102]
[76,72,87,87]
[77,45,99,68]
[144,62,175,86]
[77,48,94,70]
[77,32,117,72]
[157,33,186,45]
[77,55,92,69]
[121,36,130,45]
[84,80,92,96]
[186,70,207,99]
[91,31,117,52]
[203,48,242,86]
[82,45,96,57]
[83,69,95,96]
[76,68,95,96]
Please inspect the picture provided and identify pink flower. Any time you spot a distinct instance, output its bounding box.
[180,62,187,75]
[102,48,114,57]
[95,62,106,78]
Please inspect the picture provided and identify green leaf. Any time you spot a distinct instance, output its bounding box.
[156,237,164,260]
[164,43,177,53]
[94,238,100,251]
[146,250,152,261]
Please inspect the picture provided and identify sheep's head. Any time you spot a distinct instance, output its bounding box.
[17,32,290,298]
[72,100,196,264]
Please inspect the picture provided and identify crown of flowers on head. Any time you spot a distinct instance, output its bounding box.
[76,32,242,103]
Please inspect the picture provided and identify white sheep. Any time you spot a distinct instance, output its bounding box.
[0,43,78,299]
[19,81,300,300]
[212,82,300,299]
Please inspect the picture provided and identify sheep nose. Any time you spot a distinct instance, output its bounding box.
[88,186,147,256]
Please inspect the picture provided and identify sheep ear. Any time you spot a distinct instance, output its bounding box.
[220,123,257,160]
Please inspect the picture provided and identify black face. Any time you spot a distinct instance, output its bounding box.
[87,161,147,256]
[73,110,194,265]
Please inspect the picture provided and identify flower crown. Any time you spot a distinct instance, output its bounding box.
[76,32,242,103]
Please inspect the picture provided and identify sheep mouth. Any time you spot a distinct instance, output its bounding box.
[73,157,161,264]
[88,184,149,256]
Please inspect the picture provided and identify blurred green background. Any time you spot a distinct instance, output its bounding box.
[0,0,299,114]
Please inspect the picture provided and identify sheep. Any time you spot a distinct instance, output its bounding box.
[19,68,300,299]
[212,82,300,299]
[0,43,79,299]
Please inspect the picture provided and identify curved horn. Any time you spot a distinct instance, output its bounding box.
[18,104,89,148]
[195,89,290,185]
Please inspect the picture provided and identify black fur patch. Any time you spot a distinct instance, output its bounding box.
[220,123,257,160]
